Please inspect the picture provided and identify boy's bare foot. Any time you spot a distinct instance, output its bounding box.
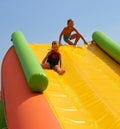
[84,41,88,45]
[59,70,65,75]
[91,40,96,45]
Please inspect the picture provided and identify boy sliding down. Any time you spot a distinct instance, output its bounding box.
[59,19,88,45]
[41,41,65,75]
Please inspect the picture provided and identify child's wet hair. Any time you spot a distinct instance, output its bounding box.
[52,41,58,45]
[67,19,73,25]
[52,41,59,47]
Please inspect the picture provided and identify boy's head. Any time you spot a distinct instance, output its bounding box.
[67,19,74,26]
[52,41,59,51]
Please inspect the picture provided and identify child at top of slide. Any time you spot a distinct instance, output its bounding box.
[59,19,88,45]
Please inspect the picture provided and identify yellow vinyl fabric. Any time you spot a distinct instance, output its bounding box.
[30,44,120,129]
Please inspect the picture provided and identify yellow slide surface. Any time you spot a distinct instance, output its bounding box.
[30,44,120,129]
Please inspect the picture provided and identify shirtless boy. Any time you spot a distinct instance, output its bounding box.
[59,19,88,45]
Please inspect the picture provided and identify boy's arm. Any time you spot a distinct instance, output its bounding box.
[80,34,88,45]
[59,29,64,45]
[73,27,88,44]
[59,33,62,45]
[59,54,63,68]
[41,52,50,64]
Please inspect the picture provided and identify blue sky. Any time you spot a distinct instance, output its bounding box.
[0,0,120,87]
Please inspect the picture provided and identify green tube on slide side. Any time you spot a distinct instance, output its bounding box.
[0,100,7,129]
[92,31,120,63]
[11,31,48,92]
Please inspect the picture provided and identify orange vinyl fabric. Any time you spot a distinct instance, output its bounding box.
[2,47,61,129]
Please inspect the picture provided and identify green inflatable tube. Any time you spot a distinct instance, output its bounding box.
[0,100,7,129]
[92,31,120,63]
[11,31,48,92]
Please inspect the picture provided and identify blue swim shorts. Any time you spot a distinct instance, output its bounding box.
[63,35,71,42]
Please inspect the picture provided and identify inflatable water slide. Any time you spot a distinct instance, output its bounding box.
[0,31,120,129]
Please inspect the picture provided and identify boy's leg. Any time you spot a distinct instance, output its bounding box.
[53,65,65,75]
[41,62,50,69]
[66,40,74,45]
[70,33,80,45]
[64,36,74,45]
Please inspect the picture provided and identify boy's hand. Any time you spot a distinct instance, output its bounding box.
[84,41,88,45]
